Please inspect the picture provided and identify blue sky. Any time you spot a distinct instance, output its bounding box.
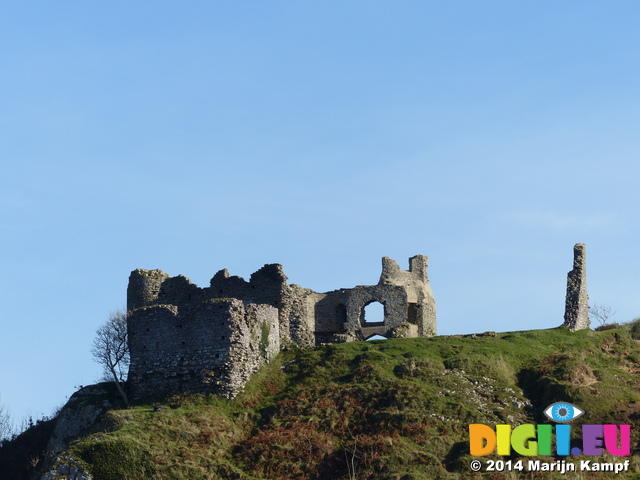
[2,1,640,425]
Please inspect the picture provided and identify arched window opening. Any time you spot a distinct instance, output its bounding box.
[363,301,384,325]
[335,303,347,326]
[366,334,387,341]
[408,303,419,325]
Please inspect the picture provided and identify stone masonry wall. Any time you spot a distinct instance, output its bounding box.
[209,264,316,348]
[128,299,279,400]
[127,269,170,311]
[380,255,437,337]
[312,255,437,342]
[563,243,590,331]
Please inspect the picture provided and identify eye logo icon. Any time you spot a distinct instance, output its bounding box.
[543,402,584,423]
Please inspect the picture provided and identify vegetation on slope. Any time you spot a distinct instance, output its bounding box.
[8,326,640,479]
[0,416,56,480]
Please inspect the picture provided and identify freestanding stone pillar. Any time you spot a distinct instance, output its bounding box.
[563,243,590,331]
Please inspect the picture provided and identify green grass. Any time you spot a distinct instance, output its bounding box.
[60,327,640,480]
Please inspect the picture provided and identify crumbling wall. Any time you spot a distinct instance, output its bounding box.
[311,255,436,342]
[127,264,317,349]
[282,284,318,347]
[128,299,279,400]
[127,269,170,311]
[209,264,315,347]
[563,243,590,331]
[379,255,437,337]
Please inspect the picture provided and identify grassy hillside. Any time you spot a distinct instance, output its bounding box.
[33,327,640,478]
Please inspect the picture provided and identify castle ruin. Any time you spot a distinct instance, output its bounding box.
[563,243,590,331]
[127,255,436,400]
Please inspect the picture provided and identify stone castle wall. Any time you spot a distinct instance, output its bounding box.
[128,299,279,399]
[126,255,436,400]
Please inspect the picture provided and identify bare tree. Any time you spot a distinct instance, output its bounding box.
[590,304,616,327]
[92,310,130,406]
[0,397,13,442]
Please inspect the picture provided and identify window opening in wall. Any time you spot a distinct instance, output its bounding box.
[335,303,347,325]
[366,334,387,341]
[408,303,418,325]
[363,301,384,325]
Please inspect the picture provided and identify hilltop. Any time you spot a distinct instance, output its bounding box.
[4,326,640,479]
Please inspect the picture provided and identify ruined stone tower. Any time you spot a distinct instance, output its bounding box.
[126,255,436,400]
[563,243,590,331]
[313,255,436,343]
